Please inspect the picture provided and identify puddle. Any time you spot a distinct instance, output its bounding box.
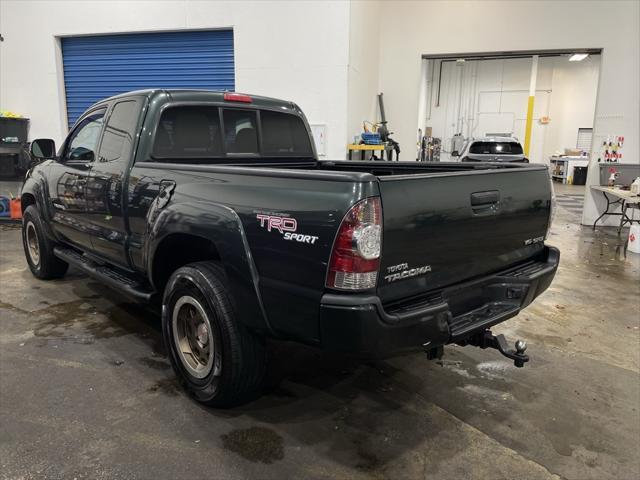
[31,300,133,340]
[353,436,382,471]
[221,426,284,464]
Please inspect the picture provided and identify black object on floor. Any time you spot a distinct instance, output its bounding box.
[573,166,588,185]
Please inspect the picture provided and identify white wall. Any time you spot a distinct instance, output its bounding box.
[0,0,351,159]
[543,56,600,161]
[347,0,382,145]
[424,56,600,164]
[376,0,639,224]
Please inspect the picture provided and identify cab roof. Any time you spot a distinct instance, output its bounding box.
[95,89,298,111]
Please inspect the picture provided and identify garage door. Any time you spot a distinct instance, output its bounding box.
[61,30,235,127]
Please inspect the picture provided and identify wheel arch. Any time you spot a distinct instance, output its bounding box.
[150,233,221,293]
[20,176,58,241]
[21,192,36,212]
[147,202,273,336]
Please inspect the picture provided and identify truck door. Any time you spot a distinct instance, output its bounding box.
[86,98,144,269]
[47,107,106,251]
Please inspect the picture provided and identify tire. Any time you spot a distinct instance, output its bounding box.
[162,261,266,407]
[22,205,68,279]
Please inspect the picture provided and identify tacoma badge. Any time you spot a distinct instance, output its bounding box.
[384,263,432,283]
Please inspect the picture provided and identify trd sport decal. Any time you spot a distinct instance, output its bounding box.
[256,214,297,233]
[256,213,319,245]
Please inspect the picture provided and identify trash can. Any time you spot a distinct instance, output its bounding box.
[573,166,588,185]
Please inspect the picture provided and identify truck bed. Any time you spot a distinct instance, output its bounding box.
[147,159,551,305]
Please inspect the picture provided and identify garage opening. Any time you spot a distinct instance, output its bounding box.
[417,49,602,222]
[60,29,235,128]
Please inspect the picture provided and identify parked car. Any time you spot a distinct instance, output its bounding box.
[21,90,558,406]
[455,136,529,163]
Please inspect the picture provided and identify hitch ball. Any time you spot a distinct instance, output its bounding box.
[515,340,527,354]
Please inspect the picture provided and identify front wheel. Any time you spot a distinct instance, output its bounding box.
[162,261,266,407]
[22,205,68,279]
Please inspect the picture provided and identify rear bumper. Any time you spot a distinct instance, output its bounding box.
[318,246,559,357]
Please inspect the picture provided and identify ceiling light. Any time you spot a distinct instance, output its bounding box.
[569,53,589,62]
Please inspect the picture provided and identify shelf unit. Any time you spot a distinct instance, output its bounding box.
[550,156,589,184]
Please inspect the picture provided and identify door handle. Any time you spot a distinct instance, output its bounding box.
[471,190,500,206]
[471,190,500,215]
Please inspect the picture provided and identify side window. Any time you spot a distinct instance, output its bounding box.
[98,100,140,163]
[260,110,313,156]
[223,109,258,154]
[64,109,106,162]
[152,106,222,158]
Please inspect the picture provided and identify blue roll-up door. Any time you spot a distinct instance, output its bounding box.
[61,30,235,127]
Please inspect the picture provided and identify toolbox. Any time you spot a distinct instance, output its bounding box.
[361,132,382,145]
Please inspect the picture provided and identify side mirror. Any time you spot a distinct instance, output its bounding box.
[451,150,459,157]
[68,146,95,162]
[30,138,56,159]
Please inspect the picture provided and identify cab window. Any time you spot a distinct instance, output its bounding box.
[64,109,106,162]
[98,100,140,163]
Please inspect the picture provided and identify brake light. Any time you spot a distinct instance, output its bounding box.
[327,197,382,290]
[223,92,252,103]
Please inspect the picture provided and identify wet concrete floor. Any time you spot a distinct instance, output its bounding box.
[0,184,638,479]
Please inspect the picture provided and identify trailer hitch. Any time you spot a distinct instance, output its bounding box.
[461,330,529,367]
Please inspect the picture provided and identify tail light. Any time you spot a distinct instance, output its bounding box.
[326,197,382,290]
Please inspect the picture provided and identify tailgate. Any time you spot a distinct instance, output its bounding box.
[377,166,552,303]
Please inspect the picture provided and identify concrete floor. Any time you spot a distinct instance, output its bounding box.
[1,181,639,480]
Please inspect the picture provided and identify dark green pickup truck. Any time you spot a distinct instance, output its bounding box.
[21,90,558,406]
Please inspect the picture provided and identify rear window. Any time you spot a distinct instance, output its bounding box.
[261,110,313,156]
[469,141,523,155]
[153,106,223,159]
[152,105,312,160]
[223,109,258,154]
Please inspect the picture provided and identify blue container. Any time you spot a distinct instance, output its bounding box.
[0,196,10,217]
[361,132,382,145]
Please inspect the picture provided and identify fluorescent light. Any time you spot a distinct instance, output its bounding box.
[569,53,589,62]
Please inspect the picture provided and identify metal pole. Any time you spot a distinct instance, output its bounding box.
[523,55,538,157]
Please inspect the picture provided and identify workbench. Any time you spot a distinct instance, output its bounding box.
[347,144,396,161]
[591,186,640,234]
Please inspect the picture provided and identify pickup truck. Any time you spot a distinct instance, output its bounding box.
[457,136,528,163]
[22,90,558,407]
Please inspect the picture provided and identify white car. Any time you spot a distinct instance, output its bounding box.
[454,136,528,163]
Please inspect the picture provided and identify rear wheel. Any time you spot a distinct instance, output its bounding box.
[162,261,265,407]
[22,205,68,279]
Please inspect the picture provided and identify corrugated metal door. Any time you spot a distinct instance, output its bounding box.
[61,30,235,127]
